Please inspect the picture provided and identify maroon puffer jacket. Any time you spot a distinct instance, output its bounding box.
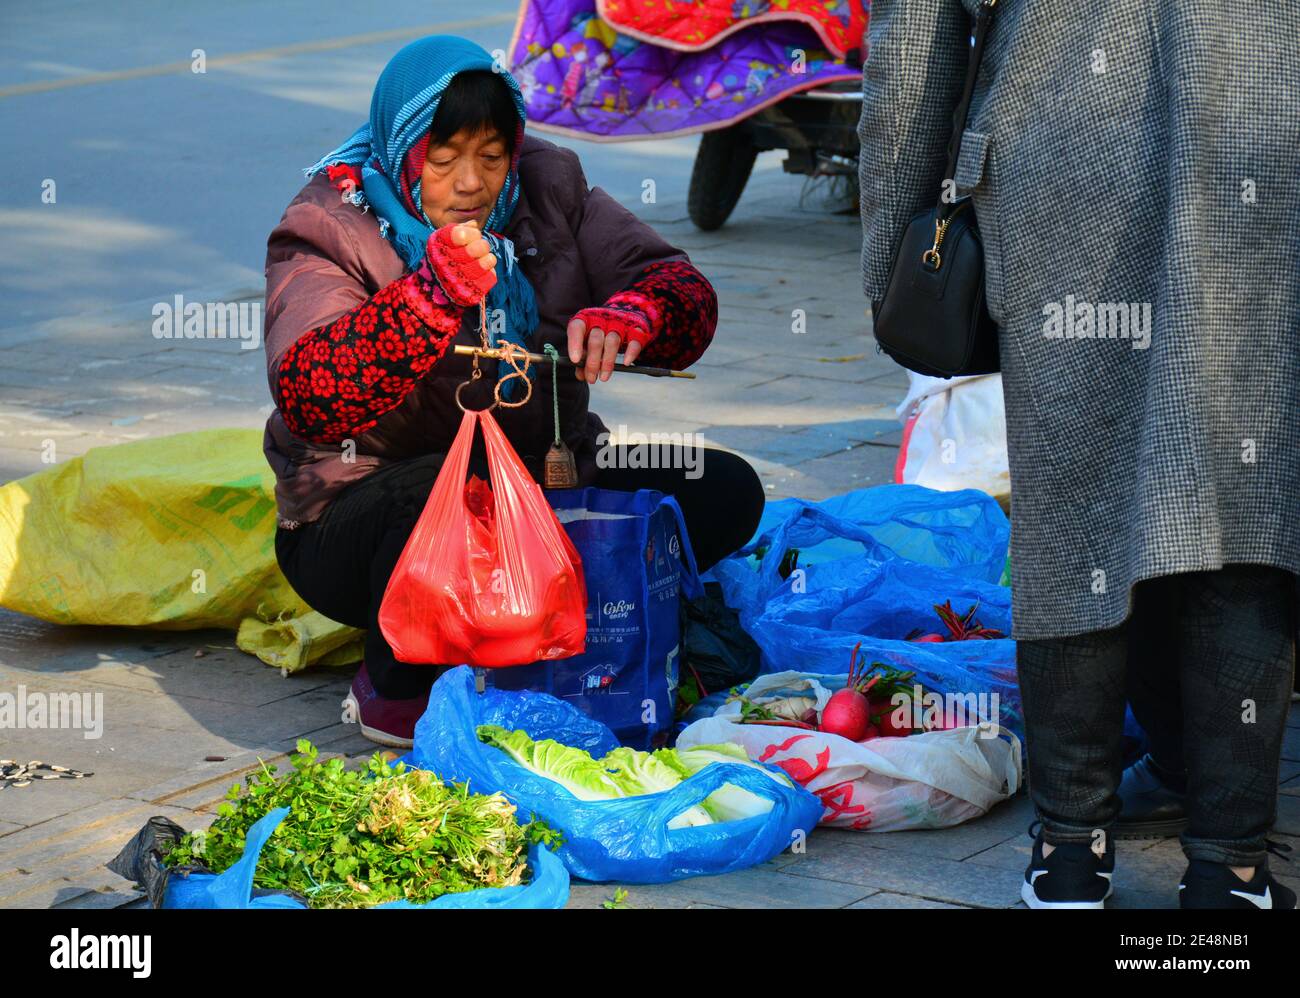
[262,135,690,528]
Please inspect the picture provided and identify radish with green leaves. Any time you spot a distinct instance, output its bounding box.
[820,643,921,741]
[818,641,882,741]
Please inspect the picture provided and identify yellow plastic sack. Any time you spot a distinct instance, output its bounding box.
[237,603,366,674]
[0,429,363,672]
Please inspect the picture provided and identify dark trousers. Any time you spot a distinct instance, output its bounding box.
[1125,578,1188,781]
[275,446,764,700]
[1127,573,1300,781]
[1017,564,1297,866]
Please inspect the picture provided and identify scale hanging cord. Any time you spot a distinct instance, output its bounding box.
[543,343,564,447]
[453,298,696,380]
[455,300,538,412]
[542,342,579,487]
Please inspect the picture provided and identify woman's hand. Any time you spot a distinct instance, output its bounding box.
[566,314,644,383]
[447,220,497,273]
[422,220,498,305]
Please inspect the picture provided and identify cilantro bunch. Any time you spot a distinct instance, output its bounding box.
[164,740,558,908]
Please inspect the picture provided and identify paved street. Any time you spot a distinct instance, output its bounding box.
[2,2,1298,910]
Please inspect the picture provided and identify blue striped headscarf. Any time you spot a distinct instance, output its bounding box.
[305,35,539,399]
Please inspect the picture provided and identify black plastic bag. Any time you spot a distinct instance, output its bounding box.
[678,582,762,715]
[107,816,196,909]
[107,815,306,908]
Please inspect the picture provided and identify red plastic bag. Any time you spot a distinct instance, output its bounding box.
[378,408,587,666]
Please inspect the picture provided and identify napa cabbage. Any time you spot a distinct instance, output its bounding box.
[476,727,791,827]
[655,743,794,822]
[476,725,625,801]
[602,747,712,828]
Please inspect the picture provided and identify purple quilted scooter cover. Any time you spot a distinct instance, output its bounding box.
[507,0,863,141]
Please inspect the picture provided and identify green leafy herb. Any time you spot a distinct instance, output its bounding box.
[162,739,554,908]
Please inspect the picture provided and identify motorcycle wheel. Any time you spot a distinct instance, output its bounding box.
[687,124,758,231]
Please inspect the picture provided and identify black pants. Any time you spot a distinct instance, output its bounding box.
[1127,573,1300,780]
[276,446,764,700]
[1017,564,1297,866]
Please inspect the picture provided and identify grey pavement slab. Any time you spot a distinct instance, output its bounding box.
[565,884,727,910]
[782,834,1027,908]
[732,352,898,386]
[52,889,148,910]
[846,891,971,909]
[0,779,119,830]
[0,800,197,909]
[567,862,874,909]
[1276,791,1300,835]
[1282,721,1300,762]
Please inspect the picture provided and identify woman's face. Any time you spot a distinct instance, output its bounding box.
[420,127,510,230]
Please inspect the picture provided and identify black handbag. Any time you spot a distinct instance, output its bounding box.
[872,0,1000,378]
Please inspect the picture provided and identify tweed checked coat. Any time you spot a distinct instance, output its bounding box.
[858,0,1300,640]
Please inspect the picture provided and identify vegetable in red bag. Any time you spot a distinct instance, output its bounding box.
[378,408,587,667]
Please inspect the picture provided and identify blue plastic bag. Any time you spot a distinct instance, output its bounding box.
[162,806,570,909]
[713,485,1010,627]
[408,666,824,883]
[709,485,1022,738]
[484,488,704,750]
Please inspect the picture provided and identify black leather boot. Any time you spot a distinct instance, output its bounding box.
[1115,753,1187,839]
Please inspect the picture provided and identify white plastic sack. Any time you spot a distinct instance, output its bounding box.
[678,671,1022,831]
[894,372,1009,505]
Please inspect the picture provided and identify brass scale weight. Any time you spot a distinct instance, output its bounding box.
[453,301,695,488]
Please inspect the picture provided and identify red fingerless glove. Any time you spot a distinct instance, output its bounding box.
[574,290,662,351]
[419,225,498,306]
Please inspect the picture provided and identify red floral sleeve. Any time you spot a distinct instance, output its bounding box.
[572,259,717,371]
[275,266,463,444]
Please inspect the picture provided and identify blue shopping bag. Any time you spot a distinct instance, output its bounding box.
[483,488,704,750]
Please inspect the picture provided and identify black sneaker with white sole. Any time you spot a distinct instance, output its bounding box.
[1021,823,1115,909]
[1179,859,1298,910]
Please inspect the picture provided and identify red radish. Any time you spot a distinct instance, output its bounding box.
[819,642,880,741]
[821,692,871,741]
[872,700,913,737]
[904,601,1005,642]
[935,600,1005,640]
[820,646,922,739]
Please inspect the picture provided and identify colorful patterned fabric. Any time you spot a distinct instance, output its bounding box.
[276,258,716,446]
[508,0,862,140]
[597,0,867,59]
[572,259,716,367]
[275,267,462,445]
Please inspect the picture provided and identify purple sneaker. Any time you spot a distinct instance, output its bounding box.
[340,662,429,749]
